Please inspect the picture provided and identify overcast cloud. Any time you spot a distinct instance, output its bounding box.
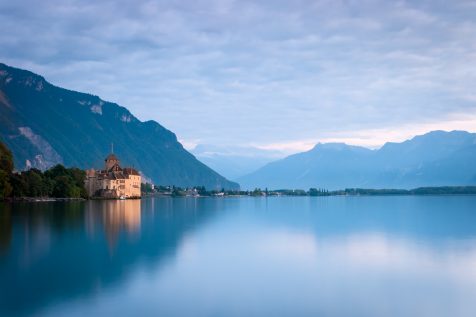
[1,0,475,153]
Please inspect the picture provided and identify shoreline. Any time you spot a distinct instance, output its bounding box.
[2,193,476,204]
[2,197,87,203]
[0,192,476,203]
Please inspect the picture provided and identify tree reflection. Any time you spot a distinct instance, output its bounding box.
[0,204,12,255]
[0,197,227,317]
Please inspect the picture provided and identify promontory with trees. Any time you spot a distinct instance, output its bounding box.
[0,141,87,200]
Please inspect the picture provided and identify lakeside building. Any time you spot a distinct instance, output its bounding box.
[85,153,141,199]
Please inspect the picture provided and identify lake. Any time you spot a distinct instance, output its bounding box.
[1,196,476,317]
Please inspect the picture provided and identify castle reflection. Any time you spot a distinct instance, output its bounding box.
[0,199,143,256]
[2,197,476,317]
[85,200,141,248]
[0,197,225,317]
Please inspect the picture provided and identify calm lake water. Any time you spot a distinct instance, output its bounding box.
[1,196,476,317]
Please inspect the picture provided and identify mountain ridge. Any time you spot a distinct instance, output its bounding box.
[238,130,476,190]
[0,62,239,190]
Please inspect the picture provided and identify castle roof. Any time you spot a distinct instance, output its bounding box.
[88,153,140,180]
[110,172,127,180]
[107,163,123,172]
[123,167,140,176]
[105,153,118,161]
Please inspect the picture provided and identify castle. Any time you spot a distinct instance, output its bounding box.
[85,152,141,199]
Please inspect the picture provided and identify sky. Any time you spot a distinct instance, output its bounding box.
[1,0,476,155]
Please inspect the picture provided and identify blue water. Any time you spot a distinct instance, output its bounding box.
[1,196,475,317]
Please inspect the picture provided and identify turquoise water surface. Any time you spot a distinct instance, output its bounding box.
[1,196,475,316]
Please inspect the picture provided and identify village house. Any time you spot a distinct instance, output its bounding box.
[85,152,141,199]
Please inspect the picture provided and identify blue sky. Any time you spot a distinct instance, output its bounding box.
[1,0,475,154]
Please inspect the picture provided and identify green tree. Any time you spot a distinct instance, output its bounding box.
[1,141,88,199]
[67,168,87,198]
[251,188,263,196]
[44,164,68,179]
[25,169,44,197]
[0,141,14,198]
[10,173,27,197]
[45,165,86,198]
[141,183,153,194]
[52,175,75,197]
[309,188,318,196]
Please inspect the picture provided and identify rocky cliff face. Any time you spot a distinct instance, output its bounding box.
[0,63,239,190]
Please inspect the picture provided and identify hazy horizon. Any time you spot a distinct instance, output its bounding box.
[189,128,475,157]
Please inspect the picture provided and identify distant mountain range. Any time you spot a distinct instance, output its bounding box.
[0,63,238,190]
[191,144,284,180]
[238,130,476,190]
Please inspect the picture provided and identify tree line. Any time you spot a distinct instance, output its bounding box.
[144,185,476,197]
[0,141,87,199]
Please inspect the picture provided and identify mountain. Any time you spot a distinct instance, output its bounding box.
[238,131,476,190]
[191,144,284,180]
[0,63,239,190]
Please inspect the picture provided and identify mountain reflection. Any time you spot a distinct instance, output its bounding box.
[1,196,475,317]
[0,198,227,317]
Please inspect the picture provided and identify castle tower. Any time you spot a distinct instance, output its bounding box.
[105,153,119,170]
[105,143,120,170]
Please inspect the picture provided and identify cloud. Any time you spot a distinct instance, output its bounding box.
[1,0,475,152]
[249,113,476,152]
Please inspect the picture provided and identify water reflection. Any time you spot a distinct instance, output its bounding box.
[0,207,11,255]
[0,200,143,256]
[0,196,475,317]
[84,200,141,249]
[0,198,228,317]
